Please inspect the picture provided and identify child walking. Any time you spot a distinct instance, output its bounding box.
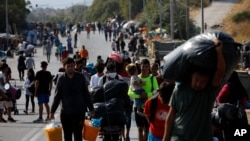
[23,68,35,114]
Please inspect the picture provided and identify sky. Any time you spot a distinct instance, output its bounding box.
[29,0,93,9]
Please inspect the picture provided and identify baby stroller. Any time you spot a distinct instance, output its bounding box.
[4,79,22,115]
[91,80,131,141]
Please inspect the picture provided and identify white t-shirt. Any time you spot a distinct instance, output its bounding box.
[18,43,23,51]
[0,71,6,93]
[23,77,32,96]
[111,41,117,50]
[89,74,103,91]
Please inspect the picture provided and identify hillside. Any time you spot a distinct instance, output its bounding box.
[221,0,250,42]
[191,0,249,42]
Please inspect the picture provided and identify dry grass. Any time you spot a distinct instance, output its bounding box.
[190,7,201,19]
[221,0,250,42]
[189,0,250,42]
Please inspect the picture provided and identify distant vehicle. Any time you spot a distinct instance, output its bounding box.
[0,50,7,63]
[152,40,184,58]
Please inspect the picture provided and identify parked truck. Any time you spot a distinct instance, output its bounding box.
[147,39,184,61]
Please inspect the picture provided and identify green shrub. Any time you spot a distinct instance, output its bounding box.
[232,11,250,23]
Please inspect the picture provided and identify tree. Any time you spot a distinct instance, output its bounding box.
[139,0,198,39]
[119,0,144,20]
[87,0,120,22]
[0,0,31,33]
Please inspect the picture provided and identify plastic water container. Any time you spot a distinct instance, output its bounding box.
[82,120,100,141]
[44,121,62,141]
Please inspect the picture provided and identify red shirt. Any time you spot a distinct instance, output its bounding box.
[144,96,170,138]
[217,84,248,108]
[61,50,69,60]
[117,70,130,78]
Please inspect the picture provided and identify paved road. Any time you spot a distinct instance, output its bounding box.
[0,31,138,141]
[195,0,238,31]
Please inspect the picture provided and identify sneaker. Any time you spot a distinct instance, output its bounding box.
[8,117,16,122]
[0,118,7,123]
[33,118,43,123]
[136,111,145,117]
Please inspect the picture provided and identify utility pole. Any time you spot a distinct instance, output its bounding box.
[201,0,204,33]
[6,0,9,50]
[170,0,174,39]
[159,0,162,35]
[84,0,86,23]
[143,0,145,9]
[129,0,131,20]
[186,0,190,39]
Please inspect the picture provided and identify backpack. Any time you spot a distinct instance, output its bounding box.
[53,68,65,85]
[149,92,158,123]
[102,75,119,84]
[148,75,157,122]
[148,76,174,123]
[149,75,155,92]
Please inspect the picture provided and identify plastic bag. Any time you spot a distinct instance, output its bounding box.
[45,121,61,128]
[91,117,103,127]
[162,31,241,82]
[44,121,62,141]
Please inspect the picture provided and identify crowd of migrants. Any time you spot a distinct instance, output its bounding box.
[1,21,249,141]
[0,20,159,141]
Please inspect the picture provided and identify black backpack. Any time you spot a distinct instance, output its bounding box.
[148,78,175,123]
[149,93,158,123]
[102,75,119,84]
[148,75,157,122]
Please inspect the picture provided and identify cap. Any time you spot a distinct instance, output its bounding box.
[109,53,122,63]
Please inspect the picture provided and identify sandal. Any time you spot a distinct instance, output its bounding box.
[23,110,28,114]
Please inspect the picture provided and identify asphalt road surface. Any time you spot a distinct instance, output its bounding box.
[195,0,238,31]
[0,30,138,141]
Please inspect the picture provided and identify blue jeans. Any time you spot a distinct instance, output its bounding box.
[148,132,162,141]
[134,89,147,107]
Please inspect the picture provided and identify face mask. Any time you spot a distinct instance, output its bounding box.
[108,72,117,78]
